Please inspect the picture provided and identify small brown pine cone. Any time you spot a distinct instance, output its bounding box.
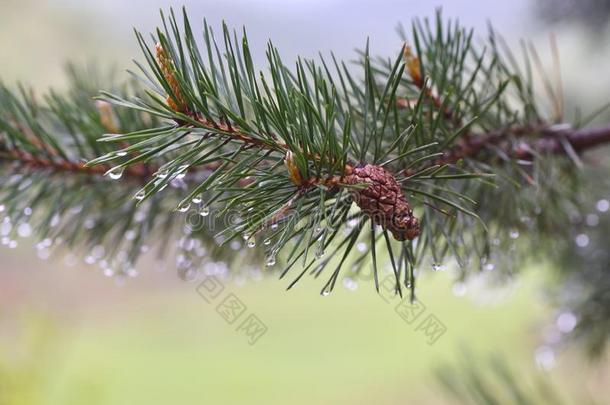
[344,164,420,241]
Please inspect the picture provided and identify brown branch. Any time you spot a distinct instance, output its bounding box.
[402,124,610,176]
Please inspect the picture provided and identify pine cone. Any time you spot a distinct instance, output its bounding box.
[344,164,420,241]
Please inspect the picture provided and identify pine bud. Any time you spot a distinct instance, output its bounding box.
[403,44,422,87]
[155,42,188,113]
[345,164,420,241]
[95,100,119,133]
[284,151,304,186]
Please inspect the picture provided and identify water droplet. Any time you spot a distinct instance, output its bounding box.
[175,165,189,180]
[271,223,278,230]
[106,166,124,180]
[17,223,32,238]
[452,282,467,297]
[356,242,367,252]
[37,248,51,260]
[23,207,32,216]
[343,277,358,291]
[556,311,577,333]
[263,238,271,246]
[134,211,146,222]
[64,254,78,266]
[321,288,331,296]
[247,240,256,248]
[509,229,520,239]
[315,243,325,259]
[596,199,609,213]
[534,345,555,371]
[242,233,250,241]
[575,233,589,248]
[192,194,203,204]
[156,170,168,179]
[0,221,11,236]
[135,190,146,201]
[265,255,276,267]
[116,151,128,157]
[199,206,210,217]
[92,245,105,259]
[431,263,444,272]
[177,202,191,213]
[586,214,599,227]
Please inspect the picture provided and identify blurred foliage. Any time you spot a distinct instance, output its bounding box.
[437,352,599,404]
[535,0,610,31]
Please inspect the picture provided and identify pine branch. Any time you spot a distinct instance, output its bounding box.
[1,8,610,299]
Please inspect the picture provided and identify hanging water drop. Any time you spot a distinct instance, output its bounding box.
[586,214,599,227]
[37,248,51,260]
[106,166,124,180]
[596,199,609,213]
[1,221,12,236]
[321,287,331,296]
[343,277,358,291]
[192,194,203,204]
[116,151,128,157]
[431,262,444,272]
[574,233,589,248]
[175,165,189,180]
[265,254,276,267]
[452,282,467,297]
[135,190,146,201]
[315,242,325,259]
[271,223,278,230]
[263,238,271,246]
[247,239,256,248]
[17,223,31,238]
[177,202,191,213]
[199,206,210,217]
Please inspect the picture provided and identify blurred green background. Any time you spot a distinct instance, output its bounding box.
[1,1,610,404]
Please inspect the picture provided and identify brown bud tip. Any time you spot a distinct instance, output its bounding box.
[345,164,420,241]
[155,42,188,113]
[284,151,304,186]
[95,100,119,133]
[403,44,422,87]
